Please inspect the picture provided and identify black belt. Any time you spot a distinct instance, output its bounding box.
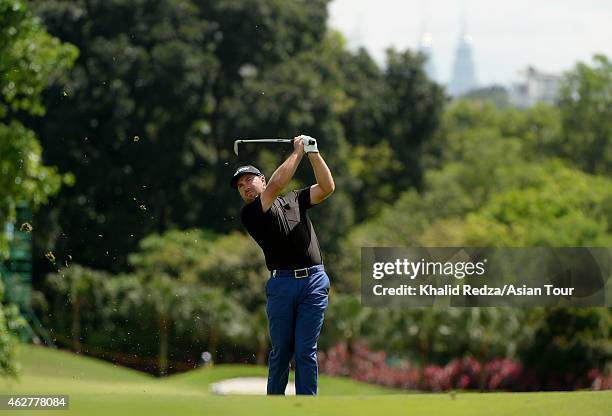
[271,265,324,278]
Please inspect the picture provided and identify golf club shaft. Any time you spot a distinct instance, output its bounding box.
[236,139,293,143]
[233,139,293,155]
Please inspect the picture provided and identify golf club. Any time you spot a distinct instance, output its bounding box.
[233,137,315,155]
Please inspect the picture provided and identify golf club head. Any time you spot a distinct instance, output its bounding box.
[233,140,240,156]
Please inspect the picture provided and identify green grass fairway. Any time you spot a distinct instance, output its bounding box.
[1,344,610,416]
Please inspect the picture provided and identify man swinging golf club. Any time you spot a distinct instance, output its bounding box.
[230,134,334,395]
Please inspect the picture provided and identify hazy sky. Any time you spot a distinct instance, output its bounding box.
[329,0,612,86]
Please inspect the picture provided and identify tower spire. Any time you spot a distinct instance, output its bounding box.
[460,0,467,36]
[418,0,436,81]
[449,0,477,96]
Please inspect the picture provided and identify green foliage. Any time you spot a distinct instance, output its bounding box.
[0,122,68,258]
[342,96,611,284]
[0,279,19,377]
[518,307,612,389]
[34,228,276,371]
[343,48,445,219]
[383,49,445,176]
[188,231,268,308]
[0,0,76,257]
[456,162,612,246]
[422,100,559,171]
[0,0,77,116]
[0,0,76,379]
[333,88,611,375]
[127,229,219,282]
[461,85,510,108]
[346,140,403,219]
[36,261,253,373]
[320,294,531,368]
[344,127,539,254]
[201,0,330,81]
[31,0,226,273]
[416,160,612,247]
[320,293,370,349]
[128,229,268,310]
[360,307,529,366]
[557,54,612,175]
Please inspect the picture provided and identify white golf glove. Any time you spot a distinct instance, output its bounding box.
[300,135,318,153]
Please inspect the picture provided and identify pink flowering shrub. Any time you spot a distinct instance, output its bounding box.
[317,340,610,392]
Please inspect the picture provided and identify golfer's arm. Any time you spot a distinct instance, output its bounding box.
[308,152,335,205]
[261,150,304,211]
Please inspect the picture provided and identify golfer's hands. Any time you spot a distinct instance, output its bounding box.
[299,135,318,153]
[293,136,305,154]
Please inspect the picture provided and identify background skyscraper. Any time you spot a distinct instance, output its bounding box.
[449,8,477,96]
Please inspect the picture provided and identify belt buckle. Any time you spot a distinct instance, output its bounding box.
[294,268,308,278]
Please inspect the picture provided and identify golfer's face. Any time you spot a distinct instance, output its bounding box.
[237,174,265,203]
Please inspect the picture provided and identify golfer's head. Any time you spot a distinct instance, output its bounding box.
[230,165,266,203]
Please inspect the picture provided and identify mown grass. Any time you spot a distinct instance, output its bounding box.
[0,344,609,416]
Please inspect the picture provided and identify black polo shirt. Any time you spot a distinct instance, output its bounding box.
[240,187,323,271]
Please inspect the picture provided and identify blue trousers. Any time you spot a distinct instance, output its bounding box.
[265,265,330,395]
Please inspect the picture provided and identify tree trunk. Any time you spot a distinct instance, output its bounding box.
[158,313,169,376]
[209,325,218,361]
[346,337,354,376]
[71,292,81,353]
[256,335,268,365]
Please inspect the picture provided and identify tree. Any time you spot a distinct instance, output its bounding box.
[127,228,265,364]
[424,161,612,247]
[382,48,446,191]
[519,307,612,390]
[30,0,222,275]
[0,279,29,377]
[461,85,510,109]
[38,261,253,374]
[42,264,111,353]
[421,99,559,172]
[0,0,76,258]
[343,127,541,252]
[557,54,612,175]
[336,47,446,221]
[339,96,610,290]
[128,229,269,310]
[126,229,219,283]
[0,0,76,377]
